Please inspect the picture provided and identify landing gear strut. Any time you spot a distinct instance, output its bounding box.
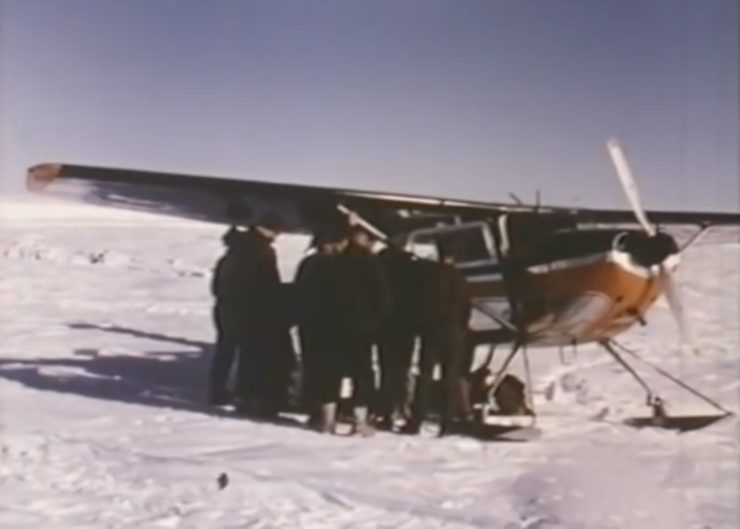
[600,339,733,431]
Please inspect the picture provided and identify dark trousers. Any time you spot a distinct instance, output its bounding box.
[307,330,375,408]
[299,329,325,409]
[377,329,416,418]
[410,325,466,428]
[210,306,241,399]
[238,327,295,410]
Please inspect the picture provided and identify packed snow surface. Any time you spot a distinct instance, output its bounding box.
[1,196,738,528]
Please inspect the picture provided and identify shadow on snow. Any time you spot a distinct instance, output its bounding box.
[0,321,311,431]
[0,321,223,417]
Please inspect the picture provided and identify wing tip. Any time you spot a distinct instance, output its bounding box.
[26,163,62,192]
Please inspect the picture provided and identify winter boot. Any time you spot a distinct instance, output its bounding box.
[399,420,421,435]
[315,403,337,434]
[352,407,376,437]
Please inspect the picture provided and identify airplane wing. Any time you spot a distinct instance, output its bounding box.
[27,163,740,235]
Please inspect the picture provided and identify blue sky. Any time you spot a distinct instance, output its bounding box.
[1,0,737,211]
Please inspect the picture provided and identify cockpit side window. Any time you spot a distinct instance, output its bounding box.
[407,222,496,265]
[436,229,491,262]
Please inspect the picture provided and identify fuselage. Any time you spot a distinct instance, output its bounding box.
[408,216,679,348]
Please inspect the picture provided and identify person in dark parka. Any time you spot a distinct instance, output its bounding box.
[210,222,295,414]
[237,224,295,415]
[403,249,472,436]
[295,225,391,435]
[375,234,422,428]
[336,227,392,435]
[294,230,347,428]
[210,226,250,405]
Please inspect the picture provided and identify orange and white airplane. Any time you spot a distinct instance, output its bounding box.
[27,139,739,435]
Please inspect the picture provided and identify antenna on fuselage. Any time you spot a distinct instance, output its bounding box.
[509,192,524,205]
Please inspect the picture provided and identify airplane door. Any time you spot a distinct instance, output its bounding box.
[406,221,497,264]
[407,221,514,332]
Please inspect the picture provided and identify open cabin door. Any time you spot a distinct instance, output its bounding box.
[495,212,577,260]
[406,221,516,336]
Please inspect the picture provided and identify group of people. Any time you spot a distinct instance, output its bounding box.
[209,219,475,437]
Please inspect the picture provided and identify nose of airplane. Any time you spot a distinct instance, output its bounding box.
[618,231,679,268]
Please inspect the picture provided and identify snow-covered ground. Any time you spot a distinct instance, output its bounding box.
[1,196,738,529]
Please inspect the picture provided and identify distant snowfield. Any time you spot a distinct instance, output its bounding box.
[1,196,738,529]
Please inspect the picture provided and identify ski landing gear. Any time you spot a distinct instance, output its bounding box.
[600,340,733,432]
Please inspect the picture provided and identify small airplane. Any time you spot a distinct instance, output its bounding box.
[27,139,739,436]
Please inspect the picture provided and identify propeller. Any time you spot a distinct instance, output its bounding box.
[605,138,699,355]
[659,265,700,355]
[605,139,656,237]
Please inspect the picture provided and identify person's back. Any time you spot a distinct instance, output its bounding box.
[374,243,424,427]
[238,230,281,327]
[324,230,390,436]
[337,241,391,337]
[418,259,471,332]
[231,227,293,415]
[378,245,421,331]
[295,250,344,336]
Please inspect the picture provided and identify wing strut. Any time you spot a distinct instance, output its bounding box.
[336,204,388,242]
[680,224,711,252]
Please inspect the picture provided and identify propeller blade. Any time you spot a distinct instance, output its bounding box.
[659,265,700,356]
[606,138,656,236]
